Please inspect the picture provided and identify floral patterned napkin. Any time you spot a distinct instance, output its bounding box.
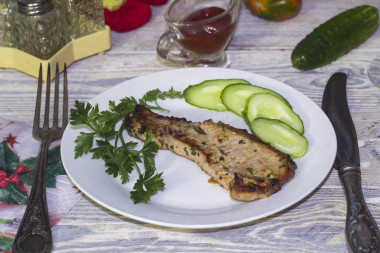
[0,119,83,252]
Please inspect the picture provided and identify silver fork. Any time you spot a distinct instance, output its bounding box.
[13,63,68,253]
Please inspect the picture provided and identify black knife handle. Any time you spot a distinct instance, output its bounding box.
[339,165,380,252]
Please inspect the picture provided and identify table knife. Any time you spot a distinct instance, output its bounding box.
[322,72,380,252]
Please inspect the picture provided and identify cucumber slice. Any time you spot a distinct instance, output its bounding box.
[245,93,304,134]
[250,118,308,158]
[221,83,290,117]
[184,79,250,111]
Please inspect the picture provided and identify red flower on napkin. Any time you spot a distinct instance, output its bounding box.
[104,0,168,32]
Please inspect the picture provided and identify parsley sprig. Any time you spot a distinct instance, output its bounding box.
[70,87,183,204]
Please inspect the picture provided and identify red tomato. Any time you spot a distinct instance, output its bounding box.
[246,0,302,21]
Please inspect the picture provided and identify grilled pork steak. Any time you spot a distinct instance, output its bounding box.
[125,105,297,201]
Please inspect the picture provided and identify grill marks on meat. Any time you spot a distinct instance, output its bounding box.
[125,105,297,201]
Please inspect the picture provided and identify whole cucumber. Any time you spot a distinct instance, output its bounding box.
[291,5,379,70]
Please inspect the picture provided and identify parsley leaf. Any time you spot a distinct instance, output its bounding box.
[139,87,183,112]
[70,101,93,125]
[70,87,181,204]
[191,125,206,135]
[74,132,95,158]
[130,170,165,204]
[110,96,139,116]
[140,133,159,172]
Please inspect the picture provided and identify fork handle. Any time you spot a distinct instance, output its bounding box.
[13,140,53,253]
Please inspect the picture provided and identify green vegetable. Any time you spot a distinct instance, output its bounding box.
[221,83,290,117]
[250,118,308,158]
[70,87,183,204]
[292,5,379,70]
[244,93,304,134]
[184,79,250,111]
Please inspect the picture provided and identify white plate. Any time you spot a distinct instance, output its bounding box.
[61,68,336,229]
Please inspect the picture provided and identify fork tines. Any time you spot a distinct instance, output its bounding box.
[33,63,68,138]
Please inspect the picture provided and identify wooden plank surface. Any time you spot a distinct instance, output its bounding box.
[1,0,380,252]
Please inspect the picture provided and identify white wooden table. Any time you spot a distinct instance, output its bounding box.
[1,0,380,252]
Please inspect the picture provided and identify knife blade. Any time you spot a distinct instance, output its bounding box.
[322,72,380,252]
